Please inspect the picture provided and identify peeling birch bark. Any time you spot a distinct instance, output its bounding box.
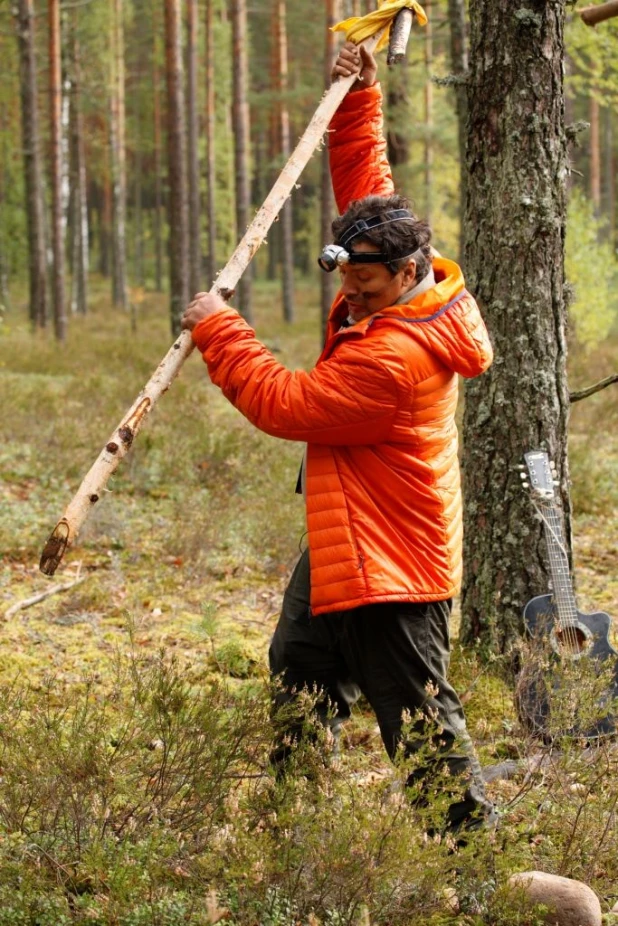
[40,30,385,577]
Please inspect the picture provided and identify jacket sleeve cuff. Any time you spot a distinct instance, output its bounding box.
[191,306,245,353]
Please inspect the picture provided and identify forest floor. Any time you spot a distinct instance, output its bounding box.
[1,278,616,691]
[1,278,618,923]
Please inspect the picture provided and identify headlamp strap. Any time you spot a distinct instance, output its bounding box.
[340,209,413,249]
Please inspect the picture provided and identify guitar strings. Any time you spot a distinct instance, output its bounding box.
[532,498,580,651]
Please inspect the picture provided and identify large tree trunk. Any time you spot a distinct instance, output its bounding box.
[461,0,570,653]
[186,0,201,296]
[15,0,48,329]
[205,0,216,286]
[231,0,253,323]
[48,0,66,341]
[164,0,189,336]
[447,0,468,257]
[321,0,339,341]
[110,0,128,309]
[275,0,294,322]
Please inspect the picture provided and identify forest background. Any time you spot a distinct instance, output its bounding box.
[1,0,618,923]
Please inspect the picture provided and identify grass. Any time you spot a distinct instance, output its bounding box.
[1,276,618,924]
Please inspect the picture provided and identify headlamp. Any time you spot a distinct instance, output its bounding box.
[317,244,389,273]
[318,208,419,273]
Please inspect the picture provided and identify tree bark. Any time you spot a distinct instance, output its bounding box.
[231,0,253,323]
[321,0,339,341]
[48,0,66,341]
[604,110,615,244]
[153,23,164,293]
[15,0,48,329]
[275,0,294,322]
[205,0,217,286]
[589,93,601,213]
[461,0,570,653]
[110,0,128,309]
[186,0,201,296]
[424,0,433,226]
[446,0,468,257]
[164,0,189,336]
[69,13,88,316]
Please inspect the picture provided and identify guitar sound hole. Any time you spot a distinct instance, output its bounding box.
[554,626,590,655]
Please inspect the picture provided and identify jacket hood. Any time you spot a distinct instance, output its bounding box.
[327,256,493,379]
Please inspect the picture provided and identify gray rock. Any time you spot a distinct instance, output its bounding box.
[507,871,602,926]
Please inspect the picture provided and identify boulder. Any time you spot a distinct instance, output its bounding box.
[507,871,602,926]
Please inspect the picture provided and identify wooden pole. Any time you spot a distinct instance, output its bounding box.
[40,31,385,576]
[579,0,618,25]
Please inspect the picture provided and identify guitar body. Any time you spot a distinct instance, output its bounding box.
[517,451,618,740]
[518,595,618,739]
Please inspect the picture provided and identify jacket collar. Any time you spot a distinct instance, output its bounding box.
[326,256,466,341]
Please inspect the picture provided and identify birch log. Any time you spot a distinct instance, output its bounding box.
[40,30,386,577]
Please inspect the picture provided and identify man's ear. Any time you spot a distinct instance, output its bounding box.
[401,258,417,287]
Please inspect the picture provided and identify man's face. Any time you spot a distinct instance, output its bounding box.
[338,241,417,322]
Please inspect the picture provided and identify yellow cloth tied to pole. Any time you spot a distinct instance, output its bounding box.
[332,0,428,52]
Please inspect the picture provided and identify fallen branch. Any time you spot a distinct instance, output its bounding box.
[39,28,391,578]
[4,574,88,620]
[579,0,618,26]
[569,373,618,403]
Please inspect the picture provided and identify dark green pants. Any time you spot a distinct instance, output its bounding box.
[269,549,493,829]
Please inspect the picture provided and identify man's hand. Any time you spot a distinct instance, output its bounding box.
[181,291,227,332]
[331,42,377,92]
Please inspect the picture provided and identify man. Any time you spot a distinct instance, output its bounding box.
[181,41,495,834]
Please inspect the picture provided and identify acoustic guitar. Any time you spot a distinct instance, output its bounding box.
[516,450,618,738]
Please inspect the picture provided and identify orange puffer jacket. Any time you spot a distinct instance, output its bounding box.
[192,84,493,615]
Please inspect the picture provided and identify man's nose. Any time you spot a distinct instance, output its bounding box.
[341,277,360,298]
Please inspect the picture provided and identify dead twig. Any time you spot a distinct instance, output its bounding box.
[570,373,618,403]
[4,574,88,620]
[579,0,618,26]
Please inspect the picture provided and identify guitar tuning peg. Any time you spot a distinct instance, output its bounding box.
[519,472,527,479]
[553,479,560,486]
[517,464,525,470]
[522,481,529,489]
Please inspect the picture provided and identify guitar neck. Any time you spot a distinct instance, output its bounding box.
[540,500,578,626]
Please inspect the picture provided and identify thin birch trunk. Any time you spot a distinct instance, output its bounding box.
[49,0,66,341]
[15,0,48,329]
[424,0,433,226]
[321,0,339,340]
[164,0,189,336]
[40,30,385,576]
[276,0,294,322]
[0,100,12,313]
[187,0,201,295]
[100,156,112,277]
[153,23,163,292]
[69,13,88,315]
[231,0,252,323]
[205,0,217,286]
[604,110,615,245]
[110,0,128,309]
[590,93,601,214]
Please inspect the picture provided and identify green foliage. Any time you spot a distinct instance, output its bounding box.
[565,189,618,350]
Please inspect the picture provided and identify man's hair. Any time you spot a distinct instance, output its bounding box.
[332,193,432,280]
